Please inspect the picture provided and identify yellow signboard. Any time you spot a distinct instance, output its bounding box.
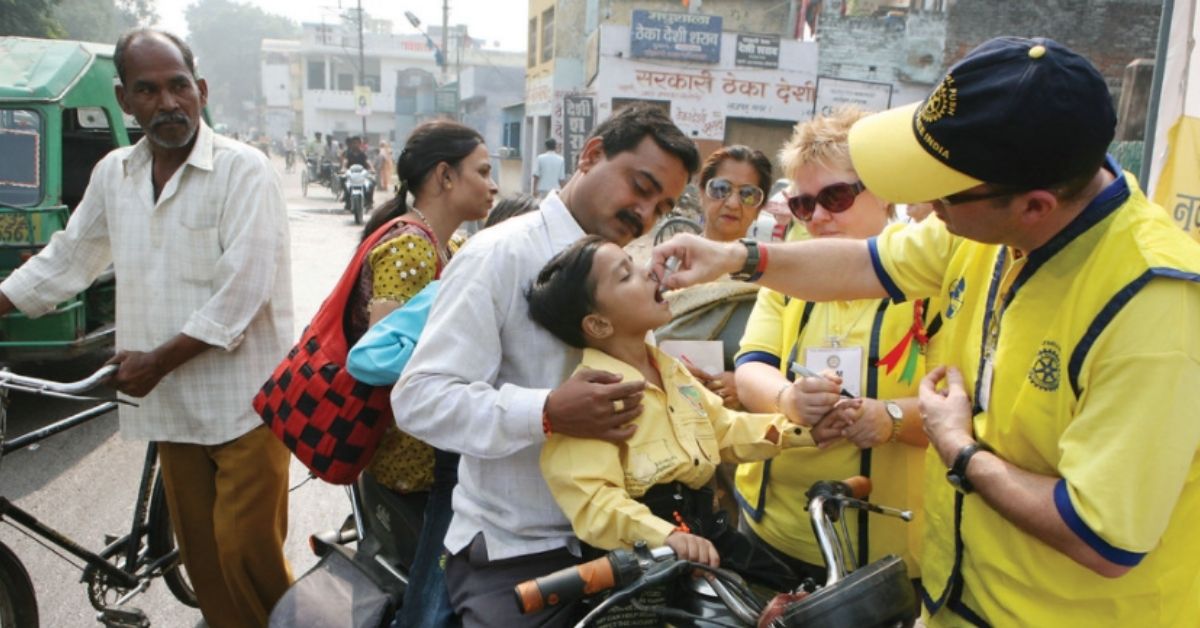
[1152,115,1200,243]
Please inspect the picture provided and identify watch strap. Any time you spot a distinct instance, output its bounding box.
[730,239,766,282]
[947,441,992,493]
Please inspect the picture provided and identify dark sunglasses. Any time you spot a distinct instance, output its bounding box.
[786,181,866,221]
[705,178,765,209]
[931,187,1022,211]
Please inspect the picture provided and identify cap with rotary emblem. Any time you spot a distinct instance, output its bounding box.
[847,37,1116,204]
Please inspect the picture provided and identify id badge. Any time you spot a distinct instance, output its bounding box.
[805,347,863,397]
[978,357,995,412]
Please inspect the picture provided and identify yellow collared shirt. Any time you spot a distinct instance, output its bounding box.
[872,169,1200,626]
[541,346,813,551]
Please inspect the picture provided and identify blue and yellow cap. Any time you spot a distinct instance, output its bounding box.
[848,37,1117,204]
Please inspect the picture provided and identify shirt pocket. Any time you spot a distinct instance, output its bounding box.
[175,200,221,285]
[175,224,220,285]
[669,402,720,466]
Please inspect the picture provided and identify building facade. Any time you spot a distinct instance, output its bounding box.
[522,0,819,189]
[260,20,523,147]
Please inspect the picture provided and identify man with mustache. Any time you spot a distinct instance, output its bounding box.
[0,29,293,627]
[392,104,698,626]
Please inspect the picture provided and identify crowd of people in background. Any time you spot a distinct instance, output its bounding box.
[3,25,1197,628]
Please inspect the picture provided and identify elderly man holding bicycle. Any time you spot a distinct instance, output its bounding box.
[0,29,294,627]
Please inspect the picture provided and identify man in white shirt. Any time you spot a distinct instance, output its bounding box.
[532,137,567,197]
[394,105,698,626]
[0,30,294,627]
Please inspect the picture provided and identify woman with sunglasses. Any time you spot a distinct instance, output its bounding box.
[699,145,773,243]
[731,108,940,585]
[659,146,774,411]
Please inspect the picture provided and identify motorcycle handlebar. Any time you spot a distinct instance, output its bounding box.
[806,475,872,502]
[843,475,871,500]
[514,550,641,615]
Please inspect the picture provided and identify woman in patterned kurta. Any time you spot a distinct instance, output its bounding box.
[344,120,496,628]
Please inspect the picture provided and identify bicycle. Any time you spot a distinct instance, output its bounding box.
[0,365,197,627]
[653,183,704,246]
[515,476,917,627]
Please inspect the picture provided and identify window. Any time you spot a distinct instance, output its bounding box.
[61,108,118,212]
[541,8,554,63]
[307,60,326,90]
[503,120,521,154]
[337,73,355,91]
[0,109,43,209]
[527,18,538,68]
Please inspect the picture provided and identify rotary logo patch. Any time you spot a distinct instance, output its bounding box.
[1028,340,1061,391]
[919,75,958,124]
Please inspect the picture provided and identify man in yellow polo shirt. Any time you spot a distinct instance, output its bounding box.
[651,36,1200,626]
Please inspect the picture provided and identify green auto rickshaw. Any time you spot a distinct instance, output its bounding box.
[0,37,145,362]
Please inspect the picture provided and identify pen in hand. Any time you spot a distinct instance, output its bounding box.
[789,362,854,398]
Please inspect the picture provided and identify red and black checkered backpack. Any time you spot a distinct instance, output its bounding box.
[252,216,437,484]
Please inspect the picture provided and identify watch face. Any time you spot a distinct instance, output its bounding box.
[885,401,903,420]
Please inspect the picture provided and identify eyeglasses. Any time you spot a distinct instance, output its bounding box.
[931,188,1021,212]
[786,181,866,221]
[705,178,765,209]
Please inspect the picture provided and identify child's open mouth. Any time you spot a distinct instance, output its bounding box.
[653,256,680,304]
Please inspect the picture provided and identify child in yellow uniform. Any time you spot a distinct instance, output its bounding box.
[526,235,816,591]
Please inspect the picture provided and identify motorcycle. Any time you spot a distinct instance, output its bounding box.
[342,165,375,225]
[268,471,424,628]
[515,477,918,627]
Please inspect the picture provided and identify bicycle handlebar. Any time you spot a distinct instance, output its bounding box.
[0,364,118,396]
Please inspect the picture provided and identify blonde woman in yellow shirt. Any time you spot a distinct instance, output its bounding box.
[733,108,941,585]
[527,235,820,592]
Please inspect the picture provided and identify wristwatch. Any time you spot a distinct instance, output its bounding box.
[883,400,903,443]
[946,441,992,494]
[729,238,762,282]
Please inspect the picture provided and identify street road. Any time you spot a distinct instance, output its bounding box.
[0,156,364,627]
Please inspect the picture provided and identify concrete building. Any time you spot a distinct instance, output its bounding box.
[517,0,1162,191]
[523,0,819,189]
[260,20,523,147]
[814,0,1162,110]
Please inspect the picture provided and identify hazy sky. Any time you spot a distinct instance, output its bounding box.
[154,0,530,50]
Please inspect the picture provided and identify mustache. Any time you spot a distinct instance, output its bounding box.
[617,210,644,238]
[150,112,191,129]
